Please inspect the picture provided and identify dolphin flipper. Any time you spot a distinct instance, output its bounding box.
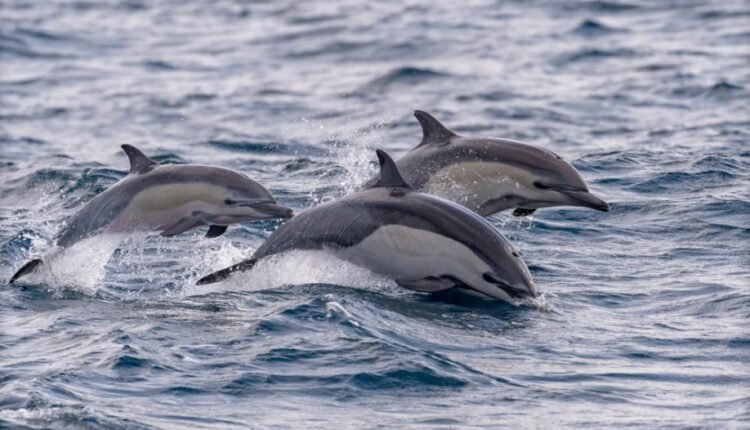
[512,208,536,217]
[196,258,258,285]
[477,196,520,217]
[396,277,456,293]
[160,214,206,237]
[205,225,227,238]
[9,259,44,284]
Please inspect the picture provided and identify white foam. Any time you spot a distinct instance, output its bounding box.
[23,235,125,296]
[184,249,394,297]
[333,119,391,193]
[296,114,391,194]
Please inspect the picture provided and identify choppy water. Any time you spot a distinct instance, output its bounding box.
[1,0,749,428]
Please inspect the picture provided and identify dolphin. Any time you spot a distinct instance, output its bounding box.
[9,144,293,283]
[197,150,537,304]
[378,110,610,217]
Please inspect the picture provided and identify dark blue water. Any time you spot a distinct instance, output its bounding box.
[1,1,749,428]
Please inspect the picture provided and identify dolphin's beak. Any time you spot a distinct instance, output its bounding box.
[229,199,294,218]
[246,201,294,219]
[483,272,538,300]
[502,284,536,299]
[562,190,610,212]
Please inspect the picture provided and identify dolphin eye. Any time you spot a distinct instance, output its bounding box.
[533,181,549,190]
[224,198,235,205]
[512,251,519,257]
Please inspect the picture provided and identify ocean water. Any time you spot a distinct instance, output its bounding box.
[1,0,749,428]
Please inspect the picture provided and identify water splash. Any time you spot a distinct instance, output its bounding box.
[184,249,395,297]
[13,235,123,296]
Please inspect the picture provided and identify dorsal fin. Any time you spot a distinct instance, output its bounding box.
[371,149,411,189]
[414,110,458,147]
[121,144,157,174]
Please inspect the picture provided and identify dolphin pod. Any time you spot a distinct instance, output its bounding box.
[10,112,610,304]
[9,144,293,283]
[197,150,537,303]
[382,110,609,217]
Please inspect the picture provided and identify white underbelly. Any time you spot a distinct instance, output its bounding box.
[424,161,559,209]
[107,183,245,231]
[108,201,218,232]
[337,224,491,286]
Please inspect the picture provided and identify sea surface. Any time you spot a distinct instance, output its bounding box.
[1,0,749,428]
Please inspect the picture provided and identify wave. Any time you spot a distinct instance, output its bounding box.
[353,67,449,96]
[556,48,639,65]
[570,19,622,36]
[560,1,640,12]
[670,81,745,99]
[204,132,331,156]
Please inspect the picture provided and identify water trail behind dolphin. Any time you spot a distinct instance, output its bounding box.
[18,235,124,296]
[183,249,397,297]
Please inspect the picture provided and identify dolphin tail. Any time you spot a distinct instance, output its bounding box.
[196,258,258,285]
[9,259,44,284]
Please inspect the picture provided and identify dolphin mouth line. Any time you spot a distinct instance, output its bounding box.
[227,198,274,207]
[497,283,534,299]
[564,191,610,212]
[461,283,533,302]
[533,181,610,212]
[230,200,294,218]
[482,272,536,299]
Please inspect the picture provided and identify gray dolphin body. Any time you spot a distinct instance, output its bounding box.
[382,111,609,217]
[9,144,292,283]
[198,150,536,304]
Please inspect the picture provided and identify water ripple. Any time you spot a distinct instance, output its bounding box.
[0,0,747,428]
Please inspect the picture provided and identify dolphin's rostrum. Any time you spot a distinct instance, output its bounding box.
[198,150,537,304]
[380,110,610,217]
[9,145,293,283]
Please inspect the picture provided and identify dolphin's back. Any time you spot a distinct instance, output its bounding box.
[55,181,134,247]
[254,188,515,269]
[397,137,586,191]
[135,165,275,199]
[252,198,379,258]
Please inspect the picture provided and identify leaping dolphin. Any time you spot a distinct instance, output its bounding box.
[9,144,293,283]
[378,110,610,217]
[197,150,537,304]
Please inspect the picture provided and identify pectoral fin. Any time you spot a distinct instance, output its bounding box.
[205,225,228,238]
[160,214,206,237]
[477,196,519,217]
[396,277,457,293]
[512,208,536,217]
